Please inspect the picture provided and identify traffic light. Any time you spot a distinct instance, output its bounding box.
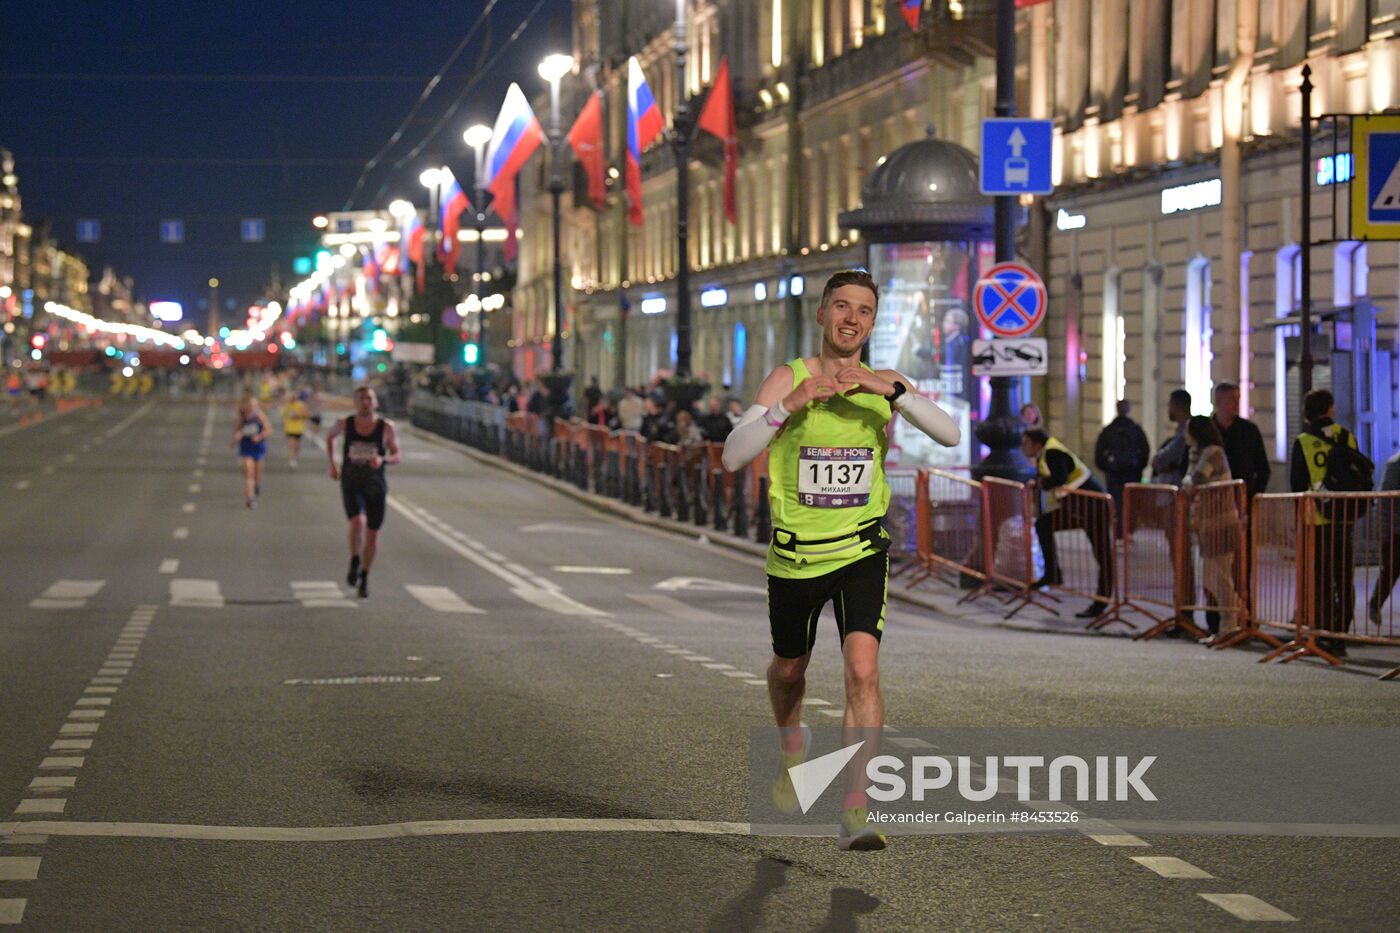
[462,342,480,366]
[30,334,46,349]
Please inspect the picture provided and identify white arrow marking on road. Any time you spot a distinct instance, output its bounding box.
[405,584,483,614]
[519,522,607,535]
[1007,127,1027,156]
[788,741,865,814]
[654,576,767,596]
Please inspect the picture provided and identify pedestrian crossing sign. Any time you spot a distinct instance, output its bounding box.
[1351,115,1400,240]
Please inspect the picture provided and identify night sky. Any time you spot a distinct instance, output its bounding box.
[2,0,572,328]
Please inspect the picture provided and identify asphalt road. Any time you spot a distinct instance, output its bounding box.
[2,397,1398,931]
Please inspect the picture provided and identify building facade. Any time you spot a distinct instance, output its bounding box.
[512,0,1400,477]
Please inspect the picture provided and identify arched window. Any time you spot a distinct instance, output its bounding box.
[1101,268,1125,426]
[1274,245,1302,460]
[1183,257,1213,416]
[1335,241,1369,307]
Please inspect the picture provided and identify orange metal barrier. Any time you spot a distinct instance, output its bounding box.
[980,477,1052,618]
[1119,483,1183,635]
[1259,492,1400,678]
[909,468,988,599]
[1036,485,1126,629]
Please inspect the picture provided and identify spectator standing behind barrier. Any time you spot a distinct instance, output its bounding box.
[582,377,603,419]
[1151,389,1192,485]
[1021,428,1116,619]
[1289,389,1360,657]
[1020,403,1042,430]
[1094,400,1150,531]
[618,386,645,433]
[699,396,733,442]
[1212,383,1271,498]
[1183,416,1242,645]
[1367,451,1400,629]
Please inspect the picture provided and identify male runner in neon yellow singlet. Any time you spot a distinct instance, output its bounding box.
[722,269,960,850]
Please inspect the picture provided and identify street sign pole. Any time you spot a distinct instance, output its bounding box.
[973,0,1035,482]
[1300,65,1314,397]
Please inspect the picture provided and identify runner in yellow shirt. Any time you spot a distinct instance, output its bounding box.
[283,391,309,468]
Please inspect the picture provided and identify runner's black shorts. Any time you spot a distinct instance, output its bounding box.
[767,551,889,658]
[341,477,387,530]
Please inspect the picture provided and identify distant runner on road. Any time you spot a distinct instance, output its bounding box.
[721,269,960,851]
[232,395,272,509]
[326,386,401,598]
[282,391,309,468]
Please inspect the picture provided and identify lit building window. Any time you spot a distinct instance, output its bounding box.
[1274,246,1302,461]
[1101,269,1125,426]
[772,0,783,68]
[1184,257,1214,416]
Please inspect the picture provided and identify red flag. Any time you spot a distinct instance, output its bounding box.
[697,56,738,225]
[567,92,607,211]
[492,175,519,263]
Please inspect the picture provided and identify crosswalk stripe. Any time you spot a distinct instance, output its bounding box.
[29,580,105,610]
[405,584,485,614]
[170,579,224,608]
[290,581,356,609]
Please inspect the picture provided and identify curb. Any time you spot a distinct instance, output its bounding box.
[406,422,1120,638]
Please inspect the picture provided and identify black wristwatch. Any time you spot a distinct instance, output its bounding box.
[886,381,907,404]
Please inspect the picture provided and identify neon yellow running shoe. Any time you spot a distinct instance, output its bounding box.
[838,807,887,851]
[769,724,810,815]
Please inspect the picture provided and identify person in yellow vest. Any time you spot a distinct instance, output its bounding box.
[1020,427,1116,619]
[1289,389,1361,657]
[721,269,960,851]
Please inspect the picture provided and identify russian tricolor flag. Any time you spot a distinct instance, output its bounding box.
[437,169,471,270]
[626,57,665,226]
[484,82,545,217]
[901,0,921,31]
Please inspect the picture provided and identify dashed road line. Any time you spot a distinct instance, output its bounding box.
[1132,856,1213,879]
[28,580,105,611]
[405,584,483,614]
[169,579,224,609]
[1198,893,1298,922]
[13,480,28,490]
[158,559,179,574]
[172,527,190,540]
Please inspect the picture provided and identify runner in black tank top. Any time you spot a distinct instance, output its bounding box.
[326,387,401,597]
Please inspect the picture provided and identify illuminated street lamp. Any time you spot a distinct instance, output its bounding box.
[538,53,574,376]
[312,215,328,229]
[463,123,494,367]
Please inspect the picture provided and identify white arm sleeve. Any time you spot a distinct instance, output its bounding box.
[721,404,782,472]
[893,392,960,447]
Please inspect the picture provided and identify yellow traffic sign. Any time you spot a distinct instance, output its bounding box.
[1351,114,1400,240]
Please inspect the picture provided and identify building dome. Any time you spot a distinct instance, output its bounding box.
[839,127,995,242]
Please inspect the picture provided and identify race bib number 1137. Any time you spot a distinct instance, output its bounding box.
[797,446,874,508]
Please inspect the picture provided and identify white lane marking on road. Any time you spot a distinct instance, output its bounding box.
[50,740,91,751]
[0,899,26,924]
[188,483,201,494]
[1198,894,1298,922]
[84,687,117,694]
[701,663,734,670]
[1131,856,1214,879]
[818,709,845,718]
[0,818,756,843]
[170,578,224,608]
[289,581,356,610]
[193,469,204,477]
[552,566,633,575]
[172,527,189,540]
[59,723,99,735]
[13,480,28,490]
[405,585,484,614]
[104,401,156,439]
[1085,833,1150,847]
[683,655,713,662]
[42,466,54,475]
[67,710,105,720]
[0,858,40,881]
[181,502,196,513]
[12,800,64,815]
[388,496,607,618]
[39,758,83,769]
[29,580,105,610]
[195,457,207,466]
[159,558,180,574]
[626,593,730,626]
[283,675,441,686]
[744,679,769,686]
[888,737,935,749]
[27,777,75,791]
[63,453,74,462]
[74,698,111,707]
[721,671,758,678]
[89,678,123,686]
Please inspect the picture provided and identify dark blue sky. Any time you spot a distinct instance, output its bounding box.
[1,0,571,326]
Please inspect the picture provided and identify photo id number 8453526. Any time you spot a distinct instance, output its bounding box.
[1010,810,1079,823]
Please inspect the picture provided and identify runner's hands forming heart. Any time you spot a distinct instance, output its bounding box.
[836,367,896,397]
[782,374,841,412]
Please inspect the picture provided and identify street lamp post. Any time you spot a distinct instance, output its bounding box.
[671,0,693,383]
[419,167,444,363]
[539,54,574,376]
[464,124,494,368]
